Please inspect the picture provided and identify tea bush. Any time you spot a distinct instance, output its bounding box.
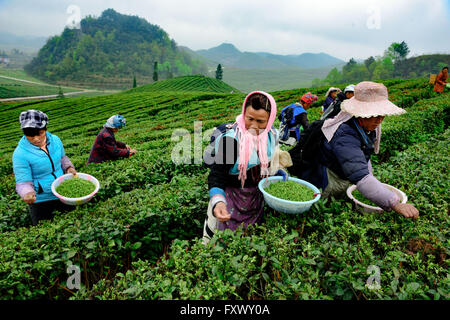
[75,130,449,300]
[0,77,448,300]
[0,173,208,299]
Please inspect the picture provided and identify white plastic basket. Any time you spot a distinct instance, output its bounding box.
[346,184,407,213]
[51,173,100,206]
[258,176,321,214]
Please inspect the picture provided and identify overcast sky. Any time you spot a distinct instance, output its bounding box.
[0,0,449,61]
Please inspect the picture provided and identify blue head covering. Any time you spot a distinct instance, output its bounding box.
[104,115,126,129]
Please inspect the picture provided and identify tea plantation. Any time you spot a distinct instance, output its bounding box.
[0,76,448,300]
[128,75,239,94]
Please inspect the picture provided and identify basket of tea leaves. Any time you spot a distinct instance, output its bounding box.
[258,176,321,214]
[346,184,407,213]
[51,173,100,206]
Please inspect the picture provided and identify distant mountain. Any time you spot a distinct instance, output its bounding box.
[24,9,208,87]
[178,46,218,68]
[195,43,345,69]
[196,43,287,69]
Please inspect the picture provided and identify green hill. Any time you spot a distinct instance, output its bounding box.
[24,9,208,89]
[128,75,239,93]
[394,54,450,78]
[0,78,448,300]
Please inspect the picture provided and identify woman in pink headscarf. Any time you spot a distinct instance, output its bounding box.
[202,91,278,244]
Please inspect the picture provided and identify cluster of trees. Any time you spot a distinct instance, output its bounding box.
[312,42,410,87]
[1,49,34,68]
[312,42,449,87]
[25,9,208,84]
[0,48,27,57]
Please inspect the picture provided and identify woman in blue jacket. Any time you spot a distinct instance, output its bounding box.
[13,110,77,226]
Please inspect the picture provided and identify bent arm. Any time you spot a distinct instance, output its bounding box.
[13,154,35,199]
[294,113,310,130]
[104,135,130,158]
[208,136,237,208]
[16,182,35,199]
[356,174,400,211]
[116,140,127,149]
[437,74,447,85]
[61,155,75,173]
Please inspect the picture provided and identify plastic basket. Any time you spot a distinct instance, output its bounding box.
[51,173,100,206]
[258,176,321,214]
[346,184,407,213]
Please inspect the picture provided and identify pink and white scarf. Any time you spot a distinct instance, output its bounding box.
[321,111,381,153]
[234,91,277,188]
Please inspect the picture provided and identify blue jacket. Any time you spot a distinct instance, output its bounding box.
[302,119,375,190]
[279,103,307,140]
[13,132,66,203]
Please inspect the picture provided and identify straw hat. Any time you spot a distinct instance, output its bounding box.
[341,81,406,118]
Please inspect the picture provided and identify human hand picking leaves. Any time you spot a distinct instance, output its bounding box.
[213,202,231,222]
[66,167,77,177]
[393,203,419,219]
[129,148,137,157]
[24,192,36,204]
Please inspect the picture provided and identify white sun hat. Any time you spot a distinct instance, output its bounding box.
[344,84,355,93]
[341,81,406,118]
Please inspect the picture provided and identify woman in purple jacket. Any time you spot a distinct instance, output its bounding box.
[87,115,137,164]
[322,87,341,112]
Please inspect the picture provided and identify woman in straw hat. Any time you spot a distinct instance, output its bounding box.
[290,81,419,219]
[203,91,286,244]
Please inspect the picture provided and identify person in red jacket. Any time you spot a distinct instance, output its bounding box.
[433,66,448,93]
[87,115,137,164]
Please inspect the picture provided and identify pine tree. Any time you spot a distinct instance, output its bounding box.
[133,75,137,88]
[57,86,65,99]
[153,62,158,82]
[215,64,223,80]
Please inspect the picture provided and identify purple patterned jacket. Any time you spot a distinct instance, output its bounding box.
[87,127,130,164]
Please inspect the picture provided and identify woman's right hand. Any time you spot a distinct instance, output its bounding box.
[393,203,419,219]
[24,192,36,204]
[213,202,231,222]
